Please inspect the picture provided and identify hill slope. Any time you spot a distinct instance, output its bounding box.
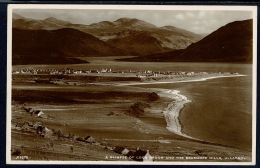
[84,17,203,55]
[13,17,68,30]
[121,19,253,63]
[12,28,125,65]
[12,15,203,56]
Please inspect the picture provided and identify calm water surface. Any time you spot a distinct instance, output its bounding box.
[142,76,252,150]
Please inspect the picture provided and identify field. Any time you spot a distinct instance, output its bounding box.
[10,71,252,162]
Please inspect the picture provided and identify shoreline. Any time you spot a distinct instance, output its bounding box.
[114,74,247,86]
[157,89,198,140]
[85,74,247,142]
[141,74,247,142]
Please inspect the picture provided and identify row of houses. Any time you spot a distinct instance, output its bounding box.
[11,121,53,138]
[13,68,240,76]
[12,118,153,162]
[14,113,155,162]
[14,108,154,162]
[23,107,48,119]
[14,105,154,162]
[112,146,153,162]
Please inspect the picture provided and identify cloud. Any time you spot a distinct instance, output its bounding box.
[192,20,200,25]
[175,13,185,20]
[186,12,195,18]
[190,26,207,34]
[198,11,207,18]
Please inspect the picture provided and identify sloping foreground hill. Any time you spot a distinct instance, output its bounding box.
[12,28,125,65]
[120,19,253,63]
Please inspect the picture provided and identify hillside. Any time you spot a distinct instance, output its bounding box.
[121,19,253,63]
[12,14,203,56]
[106,31,170,56]
[12,28,125,65]
[84,17,203,55]
[13,18,66,30]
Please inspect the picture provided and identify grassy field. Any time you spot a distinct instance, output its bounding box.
[10,73,252,162]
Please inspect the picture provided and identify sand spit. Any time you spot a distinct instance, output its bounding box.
[157,89,197,140]
[113,74,247,86]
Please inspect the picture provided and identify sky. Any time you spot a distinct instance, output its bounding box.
[13,9,253,34]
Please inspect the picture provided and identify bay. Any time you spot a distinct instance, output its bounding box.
[138,76,252,150]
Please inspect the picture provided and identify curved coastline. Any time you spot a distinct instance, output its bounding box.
[90,74,248,141]
[158,89,198,140]
[113,74,247,86]
[148,75,247,141]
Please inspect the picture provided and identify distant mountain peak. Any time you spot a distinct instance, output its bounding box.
[44,17,71,25]
[114,17,157,29]
[89,21,115,28]
[44,17,56,21]
[115,17,136,22]
[161,25,178,30]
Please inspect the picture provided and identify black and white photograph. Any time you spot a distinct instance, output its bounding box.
[6,4,257,165]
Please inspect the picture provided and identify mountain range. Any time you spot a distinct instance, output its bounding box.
[13,14,202,57]
[120,19,253,63]
[12,13,253,64]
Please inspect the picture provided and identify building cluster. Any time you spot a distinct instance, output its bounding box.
[12,68,239,77]
[13,106,154,162]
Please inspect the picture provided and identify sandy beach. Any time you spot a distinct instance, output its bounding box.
[113,74,247,86]
[157,89,195,139]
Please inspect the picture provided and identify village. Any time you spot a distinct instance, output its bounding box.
[12,67,239,78]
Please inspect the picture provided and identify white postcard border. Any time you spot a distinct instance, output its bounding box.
[6,4,258,165]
